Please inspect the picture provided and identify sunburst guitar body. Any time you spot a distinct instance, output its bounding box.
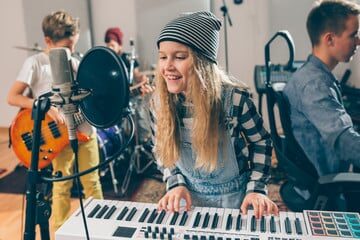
[10,108,90,169]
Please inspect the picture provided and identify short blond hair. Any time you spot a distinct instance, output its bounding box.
[42,10,79,42]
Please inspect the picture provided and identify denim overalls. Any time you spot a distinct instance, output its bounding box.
[176,88,250,209]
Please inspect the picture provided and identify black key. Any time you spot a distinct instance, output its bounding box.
[193,212,201,228]
[88,204,101,218]
[170,212,179,225]
[270,216,276,233]
[104,205,117,219]
[295,217,302,235]
[125,207,137,221]
[96,205,109,218]
[156,210,166,224]
[226,214,233,230]
[251,215,256,232]
[179,211,188,226]
[202,212,210,228]
[192,236,199,240]
[211,213,219,229]
[209,236,215,240]
[200,236,206,240]
[260,216,266,232]
[285,217,292,234]
[184,234,190,240]
[139,208,150,222]
[147,209,158,223]
[236,214,242,230]
[117,206,129,220]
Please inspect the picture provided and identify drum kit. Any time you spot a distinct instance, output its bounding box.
[15,44,158,196]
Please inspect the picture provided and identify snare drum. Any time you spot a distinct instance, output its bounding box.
[97,125,125,161]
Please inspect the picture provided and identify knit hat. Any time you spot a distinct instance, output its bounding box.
[104,27,123,45]
[157,11,222,64]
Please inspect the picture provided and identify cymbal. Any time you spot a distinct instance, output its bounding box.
[140,70,155,76]
[14,45,43,52]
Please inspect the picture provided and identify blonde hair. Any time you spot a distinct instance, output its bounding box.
[42,10,79,42]
[154,49,247,171]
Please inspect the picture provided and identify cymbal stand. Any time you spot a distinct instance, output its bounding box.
[120,100,154,196]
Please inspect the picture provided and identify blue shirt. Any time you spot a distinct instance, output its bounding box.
[283,54,360,175]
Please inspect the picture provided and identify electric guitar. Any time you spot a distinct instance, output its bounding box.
[10,109,90,169]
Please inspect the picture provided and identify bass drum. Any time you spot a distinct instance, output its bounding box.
[97,125,125,162]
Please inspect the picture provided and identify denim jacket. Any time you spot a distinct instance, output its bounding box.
[283,54,360,175]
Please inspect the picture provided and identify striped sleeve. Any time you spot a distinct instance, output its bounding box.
[234,89,272,195]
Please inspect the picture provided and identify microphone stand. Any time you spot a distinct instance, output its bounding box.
[128,39,136,85]
[24,96,51,240]
[220,0,233,73]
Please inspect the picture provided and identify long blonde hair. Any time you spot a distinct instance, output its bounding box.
[154,49,247,171]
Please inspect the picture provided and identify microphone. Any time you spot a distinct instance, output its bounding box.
[49,48,88,142]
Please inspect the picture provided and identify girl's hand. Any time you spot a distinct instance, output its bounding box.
[157,186,192,212]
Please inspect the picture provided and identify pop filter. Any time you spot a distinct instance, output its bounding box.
[77,46,129,128]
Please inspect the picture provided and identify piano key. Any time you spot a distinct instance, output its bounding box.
[139,208,150,222]
[199,208,209,229]
[87,204,101,218]
[147,208,158,223]
[295,212,307,235]
[193,212,201,228]
[95,204,109,218]
[236,214,242,231]
[285,216,292,234]
[250,215,256,232]
[117,206,129,220]
[202,212,210,228]
[125,207,137,221]
[221,208,233,231]
[179,211,189,226]
[104,205,117,219]
[295,217,303,235]
[169,212,179,225]
[211,213,219,229]
[226,213,233,230]
[156,210,166,224]
[260,216,266,232]
[270,215,276,233]
[189,207,201,228]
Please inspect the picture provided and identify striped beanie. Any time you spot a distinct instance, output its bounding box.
[157,11,222,64]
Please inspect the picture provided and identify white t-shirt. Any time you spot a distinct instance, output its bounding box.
[16,52,93,135]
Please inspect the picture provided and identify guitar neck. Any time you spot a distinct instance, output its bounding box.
[73,111,86,126]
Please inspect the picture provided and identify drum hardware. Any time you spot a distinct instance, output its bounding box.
[119,100,155,197]
[14,44,43,52]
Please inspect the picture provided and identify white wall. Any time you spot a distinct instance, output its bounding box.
[2,0,360,127]
[1,0,27,127]
[136,0,210,70]
[90,0,136,53]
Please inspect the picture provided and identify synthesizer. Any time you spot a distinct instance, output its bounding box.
[55,198,360,240]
